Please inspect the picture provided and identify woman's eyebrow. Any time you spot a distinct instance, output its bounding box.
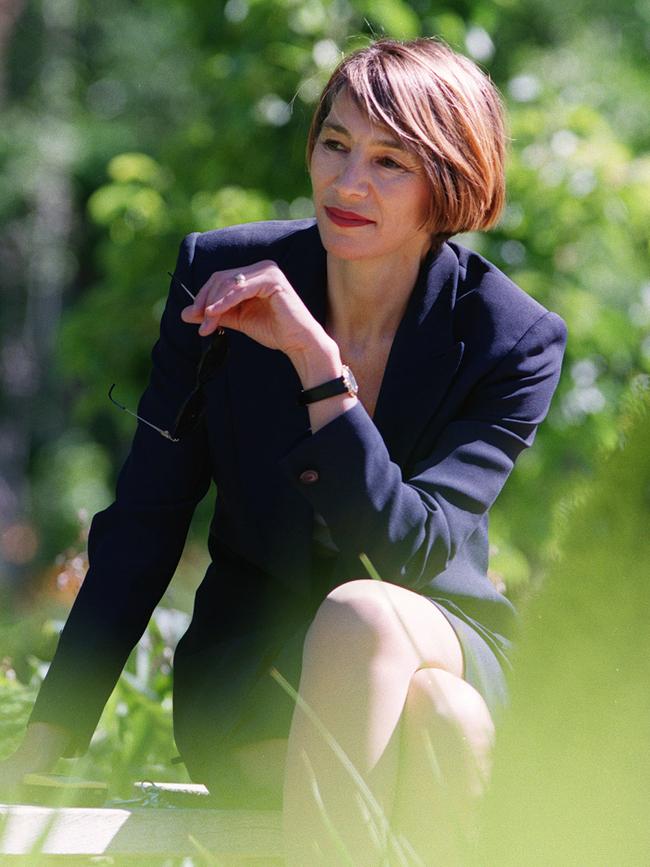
[322,120,406,151]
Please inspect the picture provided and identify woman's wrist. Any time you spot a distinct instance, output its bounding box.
[288,332,344,390]
[288,334,359,433]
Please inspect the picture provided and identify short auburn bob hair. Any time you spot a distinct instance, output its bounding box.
[307,38,506,237]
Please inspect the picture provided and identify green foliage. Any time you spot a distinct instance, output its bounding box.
[3,0,648,585]
[2,0,649,801]
[0,675,37,761]
[31,434,111,552]
[477,388,650,866]
[0,609,190,791]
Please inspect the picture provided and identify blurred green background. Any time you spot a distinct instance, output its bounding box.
[0,0,648,855]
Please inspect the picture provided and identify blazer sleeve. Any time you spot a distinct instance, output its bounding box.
[29,234,213,755]
[281,310,567,590]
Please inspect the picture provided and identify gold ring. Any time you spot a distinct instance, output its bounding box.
[234,273,246,287]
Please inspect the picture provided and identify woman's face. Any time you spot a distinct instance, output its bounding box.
[310,90,432,266]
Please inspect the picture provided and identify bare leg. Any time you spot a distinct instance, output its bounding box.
[282,579,465,866]
[391,668,495,864]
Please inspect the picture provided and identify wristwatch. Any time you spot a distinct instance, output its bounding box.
[298,364,359,405]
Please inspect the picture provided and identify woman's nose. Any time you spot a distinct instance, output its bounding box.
[334,155,369,198]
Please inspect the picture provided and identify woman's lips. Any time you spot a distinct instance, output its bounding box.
[324,206,375,227]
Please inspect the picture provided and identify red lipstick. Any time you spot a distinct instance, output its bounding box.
[325,206,375,227]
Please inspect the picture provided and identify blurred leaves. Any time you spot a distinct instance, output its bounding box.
[0,607,190,788]
[0,4,647,579]
[31,435,111,550]
[1,0,648,619]
[477,387,650,866]
[0,673,37,760]
[1,0,649,799]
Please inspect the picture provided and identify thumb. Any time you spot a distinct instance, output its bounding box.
[180,303,205,323]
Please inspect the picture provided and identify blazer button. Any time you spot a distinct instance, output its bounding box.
[299,469,319,484]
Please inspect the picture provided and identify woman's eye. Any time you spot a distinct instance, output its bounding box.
[322,138,345,152]
[378,156,404,170]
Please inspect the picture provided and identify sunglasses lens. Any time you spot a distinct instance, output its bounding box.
[198,333,228,382]
[173,332,228,439]
[173,389,204,439]
[109,287,229,443]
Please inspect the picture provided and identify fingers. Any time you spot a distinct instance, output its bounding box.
[179,276,218,324]
[197,272,256,337]
[180,261,283,335]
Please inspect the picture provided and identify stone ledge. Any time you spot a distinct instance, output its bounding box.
[0,803,282,859]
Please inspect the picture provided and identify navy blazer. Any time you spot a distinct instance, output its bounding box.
[31,219,567,753]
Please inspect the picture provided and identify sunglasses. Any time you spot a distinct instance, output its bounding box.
[108,272,228,442]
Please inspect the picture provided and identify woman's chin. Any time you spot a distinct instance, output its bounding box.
[316,226,378,262]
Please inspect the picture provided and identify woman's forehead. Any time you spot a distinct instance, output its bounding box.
[321,100,427,168]
[323,91,405,149]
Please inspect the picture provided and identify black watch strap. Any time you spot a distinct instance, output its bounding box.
[298,364,358,406]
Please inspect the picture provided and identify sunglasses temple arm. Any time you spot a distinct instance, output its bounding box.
[108,385,180,442]
[167,271,196,301]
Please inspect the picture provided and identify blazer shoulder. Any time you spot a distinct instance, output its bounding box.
[447,240,567,355]
[192,218,318,264]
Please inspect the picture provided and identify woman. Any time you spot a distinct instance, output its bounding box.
[5,38,566,863]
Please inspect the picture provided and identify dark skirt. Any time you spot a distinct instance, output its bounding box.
[173,557,512,807]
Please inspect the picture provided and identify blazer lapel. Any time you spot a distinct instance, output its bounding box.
[279,224,466,469]
[373,243,464,467]
[280,223,328,324]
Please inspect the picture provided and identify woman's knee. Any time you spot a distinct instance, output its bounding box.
[405,668,495,777]
[302,579,390,663]
[392,670,495,846]
[306,578,434,651]
[304,579,463,675]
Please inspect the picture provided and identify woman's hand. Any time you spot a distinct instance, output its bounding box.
[180,259,356,431]
[0,723,72,801]
[180,260,326,357]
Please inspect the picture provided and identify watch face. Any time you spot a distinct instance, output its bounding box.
[342,364,359,396]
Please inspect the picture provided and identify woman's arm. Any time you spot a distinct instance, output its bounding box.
[179,258,359,431]
[178,248,566,591]
[27,234,213,755]
[280,311,567,589]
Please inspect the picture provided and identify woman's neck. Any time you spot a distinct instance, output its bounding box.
[325,250,428,351]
